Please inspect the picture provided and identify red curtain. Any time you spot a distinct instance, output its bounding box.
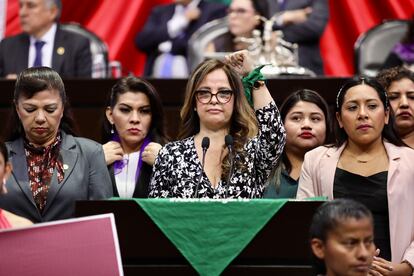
[322,0,414,76]
[5,0,414,76]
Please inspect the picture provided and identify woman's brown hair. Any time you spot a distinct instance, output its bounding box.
[179,59,258,178]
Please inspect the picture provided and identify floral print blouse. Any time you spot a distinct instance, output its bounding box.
[149,102,286,198]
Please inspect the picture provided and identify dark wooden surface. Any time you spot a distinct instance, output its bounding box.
[75,200,323,275]
[0,77,349,142]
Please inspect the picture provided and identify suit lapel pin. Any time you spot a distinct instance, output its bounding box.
[57,47,65,55]
[63,164,69,170]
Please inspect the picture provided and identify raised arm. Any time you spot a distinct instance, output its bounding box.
[225,50,274,110]
[225,50,286,195]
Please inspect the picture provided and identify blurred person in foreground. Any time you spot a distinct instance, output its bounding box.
[310,199,375,276]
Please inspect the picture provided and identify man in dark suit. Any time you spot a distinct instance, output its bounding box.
[269,0,329,75]
[0,0,91,78]
[136,0,226,77]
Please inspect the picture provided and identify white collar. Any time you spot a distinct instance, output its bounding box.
[30,23,57,45]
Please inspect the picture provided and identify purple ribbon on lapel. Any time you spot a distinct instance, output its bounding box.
[112,133,151,183]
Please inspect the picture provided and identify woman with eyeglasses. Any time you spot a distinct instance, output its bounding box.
[149,50,285,198]
[206,0,269,53]
[297,77,414,275]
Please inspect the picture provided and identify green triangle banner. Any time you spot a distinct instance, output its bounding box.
[132,198,288,276]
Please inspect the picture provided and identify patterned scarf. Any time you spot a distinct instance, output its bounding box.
[24,133,64,212]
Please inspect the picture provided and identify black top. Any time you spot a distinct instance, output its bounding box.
[333,168,391,261]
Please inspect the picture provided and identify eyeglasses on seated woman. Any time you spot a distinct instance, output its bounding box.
[310,199,375,276]
[149,50,286,199]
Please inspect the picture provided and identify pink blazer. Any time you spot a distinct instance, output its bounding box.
[0,209,11,229]
[297,142,414,266]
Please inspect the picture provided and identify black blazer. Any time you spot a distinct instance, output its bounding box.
[109,162,153,198]
[135,0,226,76]
[270,0,329,75]
[0,25,92,77]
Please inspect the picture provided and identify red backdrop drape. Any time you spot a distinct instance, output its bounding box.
[4,0,414,76]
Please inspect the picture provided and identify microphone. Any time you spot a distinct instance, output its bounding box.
[194,137,210,198]
[224,134,234,198]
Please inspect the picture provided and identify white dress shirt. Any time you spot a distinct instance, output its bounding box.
[28,23,57,68]
[115,151,140,198]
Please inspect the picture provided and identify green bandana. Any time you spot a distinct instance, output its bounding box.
[241,65,266,106]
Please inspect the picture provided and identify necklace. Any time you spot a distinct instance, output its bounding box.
[344,150,386,163]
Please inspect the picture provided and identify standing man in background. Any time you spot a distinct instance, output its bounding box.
[0,0,91,78]
[136,0,226,78]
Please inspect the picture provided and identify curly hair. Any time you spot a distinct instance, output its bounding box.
[376,66,414,90]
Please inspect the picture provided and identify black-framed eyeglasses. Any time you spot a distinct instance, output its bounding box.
[195,90,233,104]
